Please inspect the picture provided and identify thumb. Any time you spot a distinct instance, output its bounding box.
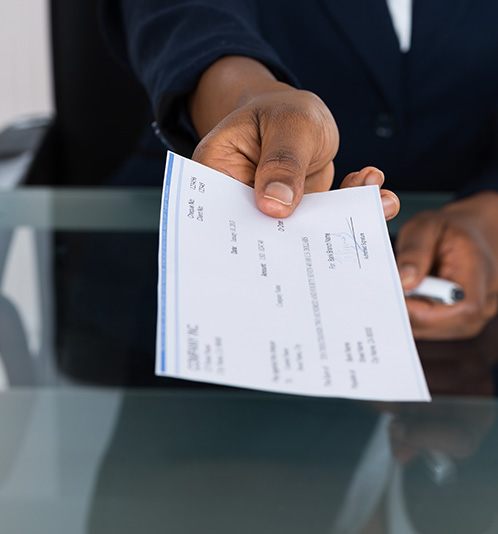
[251,91,338,218]
[253,106,328,217]
[254,143,309,218]
[395,214,443,290]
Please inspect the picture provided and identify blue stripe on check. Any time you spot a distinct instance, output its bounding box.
[161,152,175,373]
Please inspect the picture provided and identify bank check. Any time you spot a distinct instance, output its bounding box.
[156,152,430,401]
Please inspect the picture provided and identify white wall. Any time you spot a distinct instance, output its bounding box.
[0,0,53,131]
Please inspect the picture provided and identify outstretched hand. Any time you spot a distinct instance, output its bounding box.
[189,56,399,221]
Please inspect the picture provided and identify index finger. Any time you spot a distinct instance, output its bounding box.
[407,260,496,339]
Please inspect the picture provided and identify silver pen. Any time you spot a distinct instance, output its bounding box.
[404,276,465,305]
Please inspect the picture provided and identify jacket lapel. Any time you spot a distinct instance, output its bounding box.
[317,0,403,114]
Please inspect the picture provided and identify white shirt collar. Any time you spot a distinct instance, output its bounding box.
[385,0,413,52]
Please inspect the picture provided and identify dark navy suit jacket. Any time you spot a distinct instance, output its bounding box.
[101,0,498,194]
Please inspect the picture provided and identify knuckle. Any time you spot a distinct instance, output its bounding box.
[258,149,305,182]
[455,302,488,338]
[262,148,301,168]
[461,300,481,322]
[192,139,208,163]
[362,165,382,176]
[396,211,440,248]
[261,102,316,134]
[193,125,224,157]
[258,91,337,147]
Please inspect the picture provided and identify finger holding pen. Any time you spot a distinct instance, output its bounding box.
[396,193,498,340]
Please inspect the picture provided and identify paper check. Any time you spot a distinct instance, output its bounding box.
[156,152,430,401]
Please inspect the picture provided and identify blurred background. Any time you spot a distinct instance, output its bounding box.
[0,0,52,390]
[0,0,52,130]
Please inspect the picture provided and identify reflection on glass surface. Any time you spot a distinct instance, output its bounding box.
[0,390,497,533]
[0,189,163,388]
[0,187,498,532]
[0,226,54,388]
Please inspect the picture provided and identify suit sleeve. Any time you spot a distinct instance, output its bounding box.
[99,0,298,155]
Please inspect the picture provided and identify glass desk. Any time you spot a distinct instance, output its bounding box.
[0,188,497,533]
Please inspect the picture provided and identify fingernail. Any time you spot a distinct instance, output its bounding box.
[263,182,294,206]
[399,264,418,287]
[381,195,398,218]
[365,170,384,186]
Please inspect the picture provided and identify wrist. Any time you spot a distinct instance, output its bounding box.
[188,55,292,137]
